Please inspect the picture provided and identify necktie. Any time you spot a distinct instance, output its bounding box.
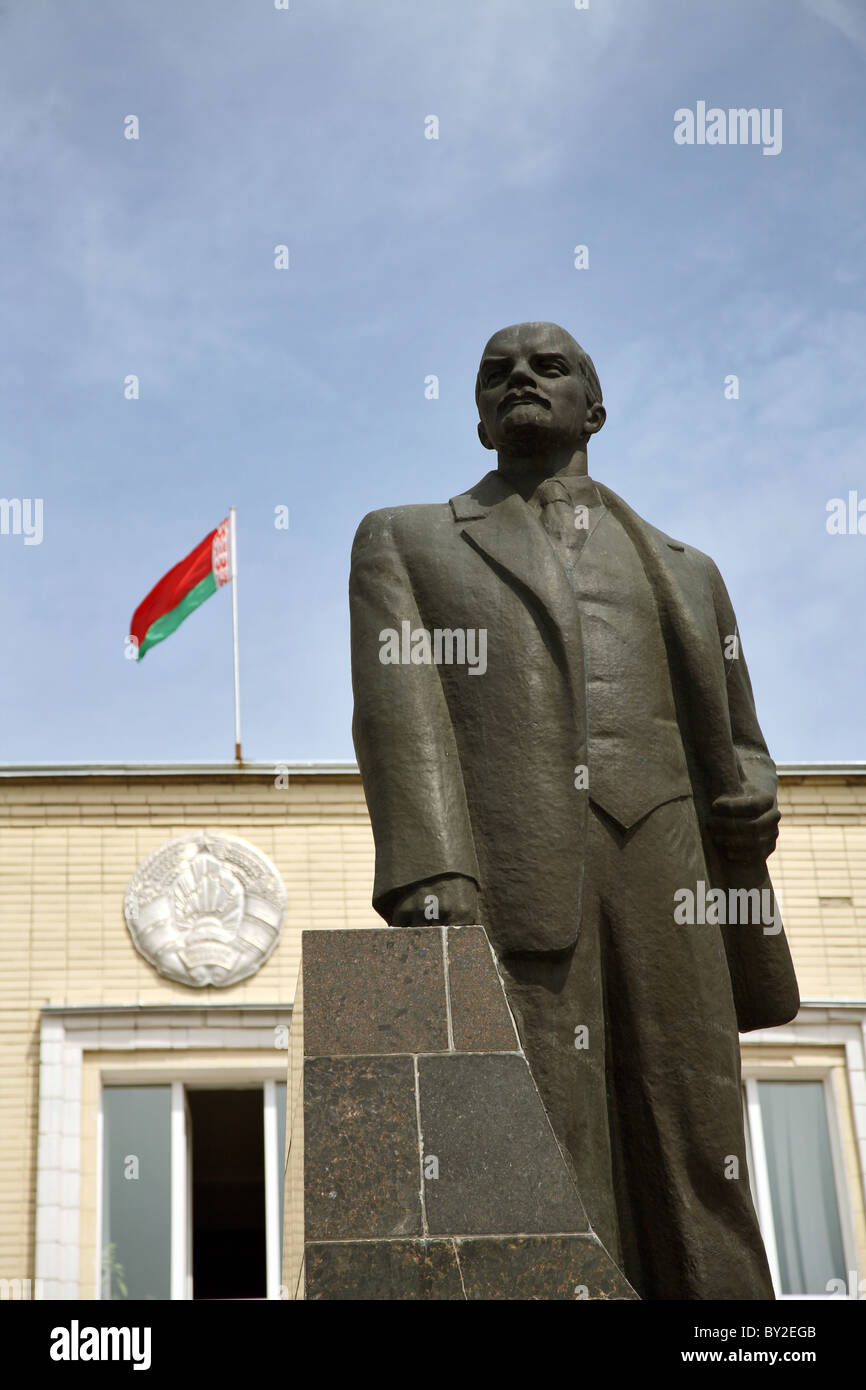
[535,476,586,578]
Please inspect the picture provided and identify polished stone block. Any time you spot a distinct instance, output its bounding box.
[457,1235,638,1300]
[302,928,448,1056]
[284,926,636,1300]
[304,1056,422,1241]
[446,927,518,1051]
[419,1053,586,1236]
[306,1240,464,1301]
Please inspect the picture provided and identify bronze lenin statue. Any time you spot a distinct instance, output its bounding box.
[349,321,799,1300]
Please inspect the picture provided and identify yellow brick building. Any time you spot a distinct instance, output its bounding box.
[0,762,864,1301]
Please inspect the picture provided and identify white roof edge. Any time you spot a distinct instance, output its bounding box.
[0,760,865,779]
[0,761,360,778]
[776,763,866,776]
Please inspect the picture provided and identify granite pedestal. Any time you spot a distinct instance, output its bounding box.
[283,926,636,1300]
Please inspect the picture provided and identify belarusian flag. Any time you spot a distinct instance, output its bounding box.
[130,517,233,660]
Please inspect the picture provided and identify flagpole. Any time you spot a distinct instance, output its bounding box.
[229,507,242,763]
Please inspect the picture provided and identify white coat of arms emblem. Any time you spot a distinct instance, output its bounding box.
[124,833,288,987]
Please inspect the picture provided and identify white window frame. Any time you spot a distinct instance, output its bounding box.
[35,1005,290,1301]
[99,1073,286,1301]
[743,1069,858,1298]
[740,1000,866,1301]
[263,1079,283,1299]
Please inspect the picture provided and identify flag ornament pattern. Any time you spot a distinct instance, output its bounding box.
[130,518,232,660]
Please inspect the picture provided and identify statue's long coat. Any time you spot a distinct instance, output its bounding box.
[349,470,799,1032]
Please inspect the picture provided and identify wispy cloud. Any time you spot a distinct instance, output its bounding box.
[802,0,866,50]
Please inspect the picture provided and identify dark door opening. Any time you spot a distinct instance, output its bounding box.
[188,1088,266,1299]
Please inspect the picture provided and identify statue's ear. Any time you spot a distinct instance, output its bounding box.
[477,421,495,450]
[585,402,606,436]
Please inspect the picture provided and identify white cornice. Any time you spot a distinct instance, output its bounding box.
[1,760,866,780]
[0,761,358,778]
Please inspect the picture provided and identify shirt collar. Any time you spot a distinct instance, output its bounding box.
[497,463,603,510]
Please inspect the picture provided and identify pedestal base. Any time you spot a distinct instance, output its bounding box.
[283,926,636,1301]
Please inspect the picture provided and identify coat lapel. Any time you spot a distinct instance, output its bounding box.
[450,472,587,703]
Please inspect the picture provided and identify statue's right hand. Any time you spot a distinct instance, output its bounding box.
[389,874,478,927]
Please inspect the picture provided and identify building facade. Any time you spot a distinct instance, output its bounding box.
[0,762,864,1300]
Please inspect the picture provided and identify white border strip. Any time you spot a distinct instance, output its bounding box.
[263,1080,280,1299]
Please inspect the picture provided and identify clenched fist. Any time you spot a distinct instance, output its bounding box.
[389,873,479,927]
[708,790,780,863]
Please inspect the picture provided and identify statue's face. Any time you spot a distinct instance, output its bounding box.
[476,322,598,455]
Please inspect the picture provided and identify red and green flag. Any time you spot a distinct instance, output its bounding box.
[129,517,233,660]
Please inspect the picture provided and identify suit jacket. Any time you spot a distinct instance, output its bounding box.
[349,469,800,1032]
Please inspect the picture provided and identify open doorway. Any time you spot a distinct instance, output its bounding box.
[187,1088,266,1300]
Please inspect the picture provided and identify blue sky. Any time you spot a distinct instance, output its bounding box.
[1,0,864,764]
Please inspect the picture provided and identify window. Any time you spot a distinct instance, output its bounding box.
[101,1081,287,1300]
[743,1076,855,1298]
[101,1087,172,1300]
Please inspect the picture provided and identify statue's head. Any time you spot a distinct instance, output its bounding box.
[475,321,605,456]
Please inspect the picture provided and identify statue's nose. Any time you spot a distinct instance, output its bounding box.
[507,365,535,387]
